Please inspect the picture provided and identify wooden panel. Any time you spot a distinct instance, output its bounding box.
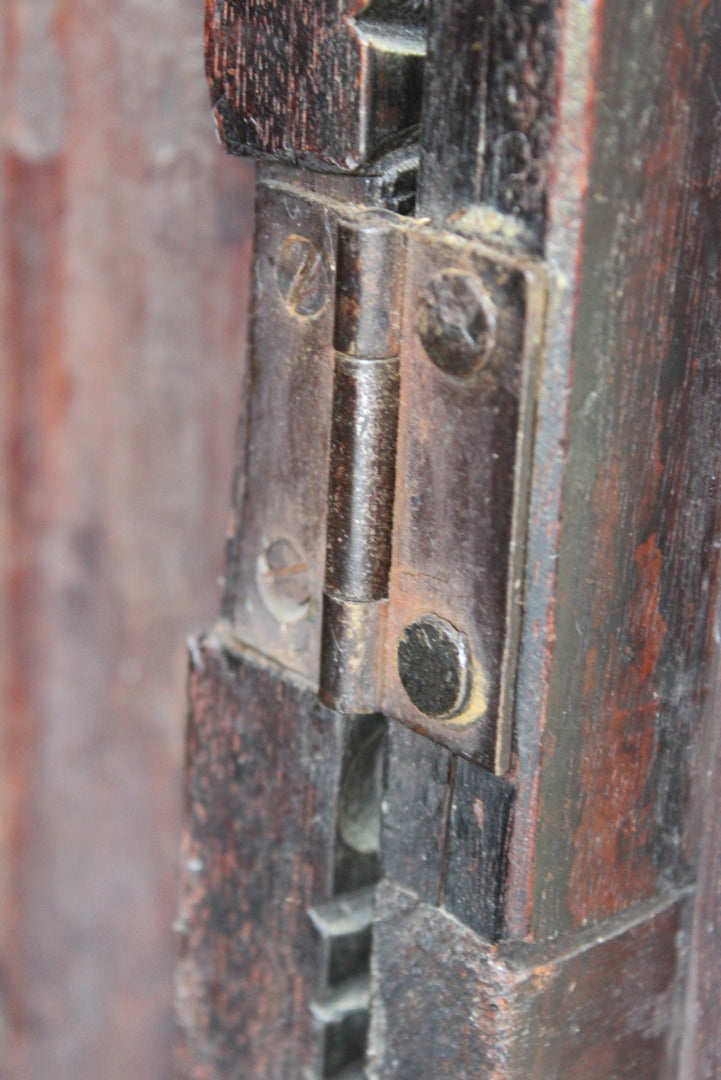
[444,758,514,939]
[507,0,721,938]
[175,638,343,1080]
[0,3,253,1076]
[182,0,721,1074]
[679,603,721,1078]
[381,721,452,905]
[418,0,559,245]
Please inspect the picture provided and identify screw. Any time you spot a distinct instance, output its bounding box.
[276,235,328,317]
[415,269,497,378]
[397,614,472,720]
[256,538,311,624]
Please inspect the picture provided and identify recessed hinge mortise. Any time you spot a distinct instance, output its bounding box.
[225,170,546,774]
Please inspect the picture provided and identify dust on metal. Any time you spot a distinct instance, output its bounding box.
[415,269,497,378]
[277,234,329,317]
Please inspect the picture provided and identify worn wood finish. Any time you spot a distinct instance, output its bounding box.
[418,0,559,246]
[370,882,686,1080]
[205,0,427,171]
[380,721,452,905]
[507,0,721,940]
[679,601,721,1079]
[175,636,343,1080]
[189,0,721,1076]
[0,3,253,1076]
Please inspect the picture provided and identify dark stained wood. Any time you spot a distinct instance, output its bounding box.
[190,0,721,1076]
[444,758,514,939]
[381,721,452,904]
[418,0,559,246]
[679,603,721,1079]
[205,0,427,171]
[0,3,254,1076]
[175,636,343,1080]
[370,882,686,1080]
[506,0,721,940]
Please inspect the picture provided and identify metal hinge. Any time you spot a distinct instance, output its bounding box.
[223,166,546,774]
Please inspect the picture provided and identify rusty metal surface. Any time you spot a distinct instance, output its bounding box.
[225,167,543,769]
[320,216,403,712]
[223,175,337,682]
[324,355,400,602]
[319,593,386,714]
[381,228,545,770]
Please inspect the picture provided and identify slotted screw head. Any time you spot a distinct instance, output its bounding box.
[276,235,328,317]
[415,269,497,378]
[256,538,310,624]
[397,614,472,720]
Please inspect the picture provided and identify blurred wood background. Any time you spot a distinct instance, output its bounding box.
[0,3,253,1076]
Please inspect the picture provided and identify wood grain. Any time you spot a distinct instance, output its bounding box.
[0,4,253,1076]
[507,0,721,939]
[185,0,721,1074]
[370,882,685,1080]
[679,600,721,1078]
[206,0,426,171]
[418,0,559,245]
[175,636,343,1080]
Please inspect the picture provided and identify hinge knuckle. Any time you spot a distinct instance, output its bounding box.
[320,216,406,713]
[319,595,386,714]
[323,356,400,601]
[334,216,405,360]
[229,171,545,770]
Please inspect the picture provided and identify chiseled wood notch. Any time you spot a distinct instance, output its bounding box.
[369,883,686,1080]
[175,634,387,1079]
[205,0,427,170]
[418,0,560,245]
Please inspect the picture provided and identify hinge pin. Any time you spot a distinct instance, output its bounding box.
[319,215,405,714]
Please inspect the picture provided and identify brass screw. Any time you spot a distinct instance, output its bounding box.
[415,269,497,378]
[257,538,311,624]
[276,235,328,317]
[397,614,472,720]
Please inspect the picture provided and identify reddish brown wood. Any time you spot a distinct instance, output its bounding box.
[370,882,685,1080]
[205,0,426,171]
[183,0,721,1076]
[0,4,253,1076]
[506,0,721,942]
[175,637,343,1080]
